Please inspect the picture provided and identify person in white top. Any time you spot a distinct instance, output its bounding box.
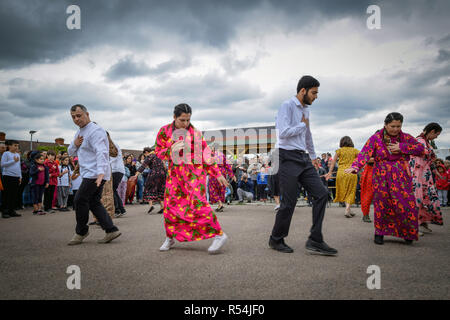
[67,104,121,245]
[57,156,72,212]
[1,140,22,218]
[109,138,126,216]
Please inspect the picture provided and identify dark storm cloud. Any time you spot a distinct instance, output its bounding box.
[3,0,449,70]
[104,55,192,81]
[2,78,124,118]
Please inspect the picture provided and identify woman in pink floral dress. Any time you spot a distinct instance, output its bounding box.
[208,144,236,212]
[155,103,229,254]
[410,122,443,235]
[346,113,424,245]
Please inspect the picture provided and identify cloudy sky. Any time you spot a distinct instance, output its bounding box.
[1,0,449,154]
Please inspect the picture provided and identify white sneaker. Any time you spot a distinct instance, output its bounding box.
[274,204,280,211]
[68,232,89,245]
[420,225,432,234]
[208,233,228,254]
[159,237,175,251]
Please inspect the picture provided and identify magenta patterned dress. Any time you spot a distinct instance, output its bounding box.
[155,122,224,242]
[208,151,234,204]
[351,129,424,240]
[410,135,443,225]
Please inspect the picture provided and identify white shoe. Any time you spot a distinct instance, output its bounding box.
[68,232,89,245]
[159,237,175,251]
[274,204,280,211]
[208,233,228,254]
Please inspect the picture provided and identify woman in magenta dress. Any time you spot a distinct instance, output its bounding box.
[208,144,236,212]
[155,103,229,254]
[410,122,443,235]
[345,113,424,245]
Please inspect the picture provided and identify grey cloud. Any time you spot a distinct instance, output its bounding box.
[104,55,192,81]
[2,78,124,118]
[436,49,450,63]
[3,0,450,70]
[104,56,152,81]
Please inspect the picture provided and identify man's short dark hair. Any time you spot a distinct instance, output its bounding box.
[297,76,320,94]
[143,147,152,153]
[70,104,88,113]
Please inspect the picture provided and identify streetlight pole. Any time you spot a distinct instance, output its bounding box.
[29,130,37,151]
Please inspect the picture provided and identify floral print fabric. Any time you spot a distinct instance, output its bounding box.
[410,136,443,225]
[208,151,234,204]
[351,129,424,240]
[155,122,224,242]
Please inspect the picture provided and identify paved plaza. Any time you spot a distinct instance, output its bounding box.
[0,202,449,300]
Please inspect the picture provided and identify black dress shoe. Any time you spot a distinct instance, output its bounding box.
[405,239,413,245]
[269,236,294,253]
[157,208,164,214]
[305,239,338,256]
[8,211,22,217]
[2,214,10,219]
[374,235,384,245]
[147,206,154,214]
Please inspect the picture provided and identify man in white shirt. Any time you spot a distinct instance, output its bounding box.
[0,140,22,218]
[67,104,121,245]
[269,76,337,256]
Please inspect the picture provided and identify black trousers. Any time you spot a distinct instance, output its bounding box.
[112,172,125,213]
[271,149,329,243]
[2,175,20,214]
[74,178,119,236]
[44,185,56,211]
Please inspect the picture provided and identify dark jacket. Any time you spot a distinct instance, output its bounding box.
[238,179,254,193]
[29,162,49,186]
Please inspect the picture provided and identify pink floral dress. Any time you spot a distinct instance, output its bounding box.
[208,151,234,204]
[155,122,224,242]
[410,135,443,225]
[351,129,424,240]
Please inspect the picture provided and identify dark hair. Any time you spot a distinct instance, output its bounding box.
[5,139,19,146]
[32,152,43,161]
[60,156,69,163]
[143,147,152,153]
[384,112,403,124]
[70,104,88,112]
[174,103,192,118]
[423,122,442,135]
[297,76,320,94]
[138,153,145,161]
[60,150,68,155]
[47,150,56,157]
[339,136,354,148]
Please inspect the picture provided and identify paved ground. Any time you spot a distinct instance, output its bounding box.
[0,201,449,300]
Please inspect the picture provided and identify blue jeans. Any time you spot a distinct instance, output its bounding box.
[136,175,144,201]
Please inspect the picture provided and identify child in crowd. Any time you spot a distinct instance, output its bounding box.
[43,150,59,213]
[436,164,449,207]
[0,140,22,218]
[445,160,450,206]
[257,165,269,202]
[57,156,72,211]
[29,152,49,215]
[117,160,130,207]
[70,161,81,211]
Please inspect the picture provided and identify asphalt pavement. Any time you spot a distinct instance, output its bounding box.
[0,201,449,300]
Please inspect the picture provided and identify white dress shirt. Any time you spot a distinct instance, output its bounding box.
[275,96,317,159]
[1,151,22,178]
[110,142,125,174]
[68,122,111,180]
